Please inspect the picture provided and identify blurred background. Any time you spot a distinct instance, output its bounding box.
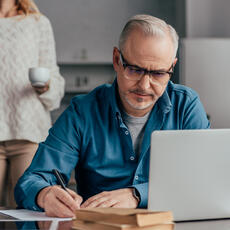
[36,0,230,129]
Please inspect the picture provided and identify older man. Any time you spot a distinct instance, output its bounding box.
[15,15,209,217]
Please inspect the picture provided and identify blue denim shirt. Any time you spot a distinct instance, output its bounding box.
[15,80,210,210]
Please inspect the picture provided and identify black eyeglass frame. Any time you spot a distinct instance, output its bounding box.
[119,50,174,78]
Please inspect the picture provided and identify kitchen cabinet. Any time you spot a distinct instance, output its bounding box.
[60,64,114,93]
[180,38,230,128]
[37,0,183,64]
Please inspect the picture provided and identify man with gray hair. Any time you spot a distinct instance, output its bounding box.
[15,15,209,217]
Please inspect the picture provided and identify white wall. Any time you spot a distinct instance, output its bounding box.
[186,0,230,37]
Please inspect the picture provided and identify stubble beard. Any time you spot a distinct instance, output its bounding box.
[124,94,155,110]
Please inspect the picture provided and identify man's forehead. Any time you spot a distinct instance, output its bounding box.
[122,32,174,68]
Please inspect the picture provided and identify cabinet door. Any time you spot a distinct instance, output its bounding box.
[37,0,173,64]
[180,38,230,128]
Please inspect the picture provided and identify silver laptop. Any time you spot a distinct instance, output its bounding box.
[148,129,230,221]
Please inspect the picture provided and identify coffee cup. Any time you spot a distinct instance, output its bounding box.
[29,67,50,87]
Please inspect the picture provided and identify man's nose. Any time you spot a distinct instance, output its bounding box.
[137,74,151,90]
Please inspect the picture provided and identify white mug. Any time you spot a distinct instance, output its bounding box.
[28,67,50,87]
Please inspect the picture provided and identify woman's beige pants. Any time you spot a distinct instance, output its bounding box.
[0,140,38,207]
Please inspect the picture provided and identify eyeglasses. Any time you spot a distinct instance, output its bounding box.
[119,50,174,86]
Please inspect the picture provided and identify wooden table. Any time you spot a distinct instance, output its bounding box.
[175,219,230,230]
[1,211,230,230]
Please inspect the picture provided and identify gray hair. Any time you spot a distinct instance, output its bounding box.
[119,14,179,59]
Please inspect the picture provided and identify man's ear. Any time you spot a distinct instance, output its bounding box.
[173,57,178,67]
[113,47,120,72]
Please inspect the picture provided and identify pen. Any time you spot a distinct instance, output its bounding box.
[52,169,69,193]
[52,169,80,209]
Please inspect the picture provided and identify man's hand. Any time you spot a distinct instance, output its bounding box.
[81,188,139,208]
[37,185,83,218]
[32,82,49,94]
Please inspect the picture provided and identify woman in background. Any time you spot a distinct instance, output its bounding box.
[0,0,65,207]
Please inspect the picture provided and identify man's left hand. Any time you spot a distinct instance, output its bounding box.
[80,188,139,208]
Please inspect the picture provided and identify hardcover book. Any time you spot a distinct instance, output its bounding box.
[74,208,173,227]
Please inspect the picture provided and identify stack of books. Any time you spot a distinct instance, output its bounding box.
[72,208,174,230]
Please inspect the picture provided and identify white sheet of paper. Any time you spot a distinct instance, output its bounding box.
[0,209,72,221]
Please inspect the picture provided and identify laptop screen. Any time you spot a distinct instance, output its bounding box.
[148,129,230,221]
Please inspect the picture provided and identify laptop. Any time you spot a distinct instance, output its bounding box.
[148,129,230,221]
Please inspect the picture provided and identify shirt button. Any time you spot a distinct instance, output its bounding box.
[135,176,139,180]
[125,130,129,135]
[130,156,135,161]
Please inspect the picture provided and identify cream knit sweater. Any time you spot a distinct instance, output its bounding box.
[0,14,65,143]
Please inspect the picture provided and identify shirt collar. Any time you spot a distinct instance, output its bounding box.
[157,82,172,114]
[110,78,122,118]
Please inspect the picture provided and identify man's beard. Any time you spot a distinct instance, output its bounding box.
[124,90,156,110]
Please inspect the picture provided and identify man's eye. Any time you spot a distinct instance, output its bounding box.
[151,71,166,77]
[128,66,143,75]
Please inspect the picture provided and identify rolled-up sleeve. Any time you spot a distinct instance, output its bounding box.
[131,182,148,208]
[15,101,82,210]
